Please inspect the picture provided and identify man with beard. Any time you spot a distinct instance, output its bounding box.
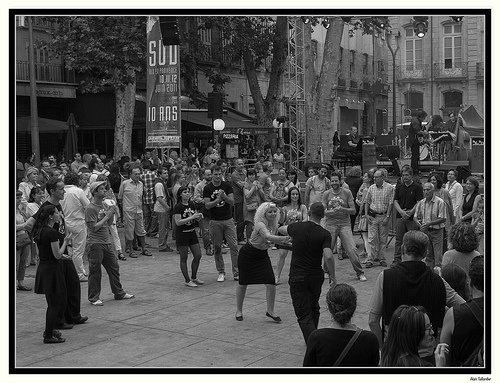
[322,171,367,282]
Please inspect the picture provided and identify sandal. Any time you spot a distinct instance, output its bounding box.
[117,252,127,261]
[141,250,153,256]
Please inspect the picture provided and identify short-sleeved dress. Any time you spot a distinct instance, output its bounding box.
[34,226,65,294]
[238,222,276,285]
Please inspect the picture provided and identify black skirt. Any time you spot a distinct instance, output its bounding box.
[34,260,65,295]
[238,243,276,285]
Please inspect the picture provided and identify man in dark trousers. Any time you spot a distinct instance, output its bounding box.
[392,166,423,267]
[409,110,428,174]
[24,178,88,328]
[278,202,336,343]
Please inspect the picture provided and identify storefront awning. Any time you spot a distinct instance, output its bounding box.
[181,111,269,134]
[16,116,68,133]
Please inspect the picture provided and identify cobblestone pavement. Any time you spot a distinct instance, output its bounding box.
[15,225,399,370]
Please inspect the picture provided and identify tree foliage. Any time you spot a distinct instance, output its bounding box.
[42,16,147,92]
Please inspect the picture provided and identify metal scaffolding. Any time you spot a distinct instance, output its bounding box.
[284,17,307,171]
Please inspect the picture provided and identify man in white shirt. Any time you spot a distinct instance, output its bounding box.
[61,171,90,281]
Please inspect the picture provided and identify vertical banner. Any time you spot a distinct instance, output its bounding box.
[146,16,181,148]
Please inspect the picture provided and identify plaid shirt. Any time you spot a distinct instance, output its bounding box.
[141,170,157,205]
[366,181,395,214]
[414,195,447,229]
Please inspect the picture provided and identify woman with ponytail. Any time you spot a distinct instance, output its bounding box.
[303,283,379,366]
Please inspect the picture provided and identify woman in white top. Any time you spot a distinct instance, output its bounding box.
[275,187,308,284]
[18,167,40,207]
[235,202,290,322]
[26,186,45,266]
[445,169,463,223]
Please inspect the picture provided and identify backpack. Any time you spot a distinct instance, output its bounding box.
[460,300,484,367]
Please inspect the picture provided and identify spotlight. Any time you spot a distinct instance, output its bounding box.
[301,16,311,24]
[413,16,428,38]
[322,18,331,29]
[341,16,352,23]
[372,17,388,29]
[451,16,463,22]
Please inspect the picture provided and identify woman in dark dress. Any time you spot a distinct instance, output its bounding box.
[460,176,481,224]
[32,205,69,344]
[235,202,290,322]
[173,186,204,287]
[303,284,379,366]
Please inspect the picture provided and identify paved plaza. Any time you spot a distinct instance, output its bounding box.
[14,227,395,370]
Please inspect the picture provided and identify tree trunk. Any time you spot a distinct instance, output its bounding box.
[113,79,137,161]
[309,19,344,162]
[243,16,288,130]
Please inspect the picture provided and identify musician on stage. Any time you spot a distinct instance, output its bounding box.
[409,110,428,174]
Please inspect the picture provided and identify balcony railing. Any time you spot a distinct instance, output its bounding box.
[16,61,76,83]
[397,64,430,80]
[338,77,346,88]
[434,62,468,79]
[349,80,358,89]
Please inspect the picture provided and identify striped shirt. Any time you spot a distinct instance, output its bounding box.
[366,182,394,214]
[414,195,447,229]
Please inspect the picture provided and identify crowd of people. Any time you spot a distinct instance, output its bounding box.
[15,146,485,368]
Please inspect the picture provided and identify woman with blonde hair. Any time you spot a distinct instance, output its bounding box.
[235,202,290,322]
[18,166,41,207]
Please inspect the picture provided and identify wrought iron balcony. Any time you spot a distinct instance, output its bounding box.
[396,64,430,80]
[16,61,75,83]
[434,62,468,79]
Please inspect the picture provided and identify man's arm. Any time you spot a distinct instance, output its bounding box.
[304,184,311,208]
[368,272,385,348]
[439,307,454,347]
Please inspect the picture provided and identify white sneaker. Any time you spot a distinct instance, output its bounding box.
[122,293,135,299]
[217,273,225,282]
[185,281,198,287]
[91,300,104,306]
[358,274,367,282]
[191,278,204,285]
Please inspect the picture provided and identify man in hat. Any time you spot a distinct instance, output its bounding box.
[85,181,135,306]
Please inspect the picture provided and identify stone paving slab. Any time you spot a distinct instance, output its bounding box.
[15,227,396,370]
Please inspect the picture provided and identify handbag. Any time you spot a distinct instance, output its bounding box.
[246,202,258,211]
[333,327,362,366]
[16,232,31,249]
[357,216,368,232]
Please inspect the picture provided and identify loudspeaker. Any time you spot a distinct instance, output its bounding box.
[159,17,180,46]
[386,145,401,160]
[456,165,471,183]
[208,92,223,119]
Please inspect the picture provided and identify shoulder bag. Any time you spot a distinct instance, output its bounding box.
[333,327,362,367]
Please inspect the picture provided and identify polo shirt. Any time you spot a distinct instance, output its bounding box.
[394,181,423,218]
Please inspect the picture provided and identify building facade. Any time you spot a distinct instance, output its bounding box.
[387,15,485,128]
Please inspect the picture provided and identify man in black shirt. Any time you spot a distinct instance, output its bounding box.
[392,167,423,266]
[24,178,88,328]
[279,202,336,343]
[409,110,428,173]
[203,165,239,282]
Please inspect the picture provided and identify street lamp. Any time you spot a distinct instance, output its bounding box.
[386,31,401,134]
[213,118,225,146]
